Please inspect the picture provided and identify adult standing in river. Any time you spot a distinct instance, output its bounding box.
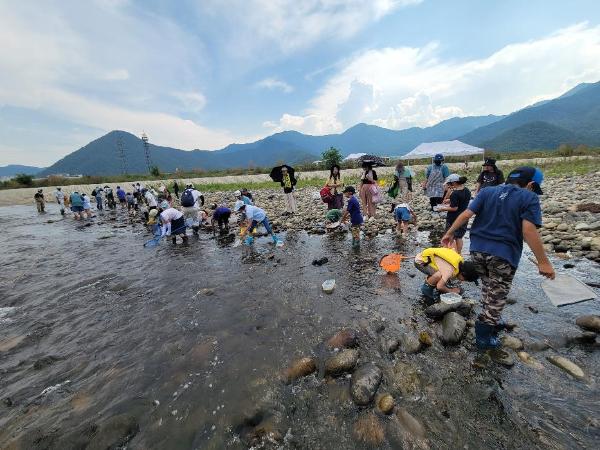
[442,167,555,367]
[54,187,65,215]
[475,158,505,195]
[393,161,413,202]
[34,189,46,213]
[70,191,84,220]
[422,154,450,210]
[359,162,378,219]
[94,186,104,211]
[325,164,344,210]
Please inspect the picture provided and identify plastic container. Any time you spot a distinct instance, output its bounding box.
[440,292,463,305]
[322,279,336,294]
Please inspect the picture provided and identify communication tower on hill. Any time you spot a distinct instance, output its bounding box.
[116,132,128,175]
[141,132,152,173]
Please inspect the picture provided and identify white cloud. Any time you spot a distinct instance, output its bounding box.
[0,1,243,164]
[268,23,600,134]
[256,77,294,93]
[103,69,130,81]
[196,0,422,60]
[172,91,208,112]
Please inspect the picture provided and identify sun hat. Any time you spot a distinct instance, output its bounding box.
[149,209,159,218]
[160,200,169,209]
[234,190,241,197]
[445,174,461,184]
[234,200,245,211]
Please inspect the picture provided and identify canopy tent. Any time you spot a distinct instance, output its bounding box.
[401,140,484,160]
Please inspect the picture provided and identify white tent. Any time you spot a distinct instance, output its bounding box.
[343,152,367,161]
[401,140,484,160]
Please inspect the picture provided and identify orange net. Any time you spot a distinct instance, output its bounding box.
[379,254,405,273]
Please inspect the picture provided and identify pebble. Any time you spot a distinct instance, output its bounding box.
[400,333,422,354]
[546,355,585,380]
[418,331,433,347]
[380,337,400,354]
[441,312,466,345]
[350,364,383,406]
[322,279,336,294]
[282,357,317,383]
[326,329,359,349]
[575,315,600,333]
[353,413,385,446]
[501,335,524,351]
[324,349,359,376]
[395,408,427,439]
[516,352,544,370]
[377,394,395,415]
[425,301,471,319]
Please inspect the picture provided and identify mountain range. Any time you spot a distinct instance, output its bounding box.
[0,165,44,178]
[36,81,600,176]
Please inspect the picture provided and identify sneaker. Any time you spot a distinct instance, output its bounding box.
[272,235,279,244]
[352,238,360,249]
[420,282,436,300]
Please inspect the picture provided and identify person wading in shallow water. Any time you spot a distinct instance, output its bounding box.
[34,189,46,213]
[442,166,555,367]
[325,164,344,210]
[423,154,450,210]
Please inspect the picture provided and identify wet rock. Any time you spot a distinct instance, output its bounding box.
[33,355,60,370]
[324,349,359,376]
[527,305,539,314]
[379,336,399,354]
[501,335,524,351]
[517,352,544,370]
[350,364,383,406]
[389,361,421,396]
[418,331,433,347]
[400,333,422,354]
[425,301,471,319]
[326,329,359,349]
[547,355,585,380]
[575,315,600,332]
[3,397,13,407]
[353,413,385,446]
[377,394,395,415]
[441,312,466,344]
[396,408,426,439]
[282,357,316,383]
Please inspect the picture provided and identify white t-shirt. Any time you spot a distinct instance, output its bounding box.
[191,189,203,207]
[160,208,183,222]
[145,191,158,207]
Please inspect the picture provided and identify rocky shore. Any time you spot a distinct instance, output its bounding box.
[198,171,600,262]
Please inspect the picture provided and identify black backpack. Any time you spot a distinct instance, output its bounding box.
[181,189,195,207]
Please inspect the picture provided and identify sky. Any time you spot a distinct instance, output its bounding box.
[2,0,600,166]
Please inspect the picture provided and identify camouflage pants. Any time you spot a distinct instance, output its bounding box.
[471,252,516,326]
[351,225,361,240]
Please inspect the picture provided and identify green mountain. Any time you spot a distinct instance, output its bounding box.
[0,165,43,178]
[39,115,502,175]
[460,81,600,149]
[482,121,579,152]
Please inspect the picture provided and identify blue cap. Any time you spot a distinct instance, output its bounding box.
[507,166,544,195]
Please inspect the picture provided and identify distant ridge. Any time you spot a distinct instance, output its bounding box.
[0,165,43,178]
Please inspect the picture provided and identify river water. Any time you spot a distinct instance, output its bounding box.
[0,205,598,449]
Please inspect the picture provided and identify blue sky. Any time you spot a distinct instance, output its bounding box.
[2,0,600,166]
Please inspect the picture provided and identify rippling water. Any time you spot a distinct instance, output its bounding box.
[0,205,598,449]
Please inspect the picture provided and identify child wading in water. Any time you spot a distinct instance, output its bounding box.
[437,174,471,254]
[235,201,279,245]
[341,186,363,248]
[392,202,417,237]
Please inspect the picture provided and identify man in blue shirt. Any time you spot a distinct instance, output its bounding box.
[341,186,363,248]
[442,167,555,366]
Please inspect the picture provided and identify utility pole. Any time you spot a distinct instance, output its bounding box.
[141,132,152,173]
[116,132,128,175]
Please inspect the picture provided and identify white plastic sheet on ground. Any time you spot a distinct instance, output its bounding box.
[401,140,484,160]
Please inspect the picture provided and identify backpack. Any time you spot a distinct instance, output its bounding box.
[91,189,96,197]
[320,187,333,203]
[181,189,195,207]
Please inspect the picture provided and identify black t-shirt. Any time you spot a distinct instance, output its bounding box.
[477,169,504,189]
[447,187,471,224]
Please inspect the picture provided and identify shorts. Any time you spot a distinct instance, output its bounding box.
[394,207,411,222]
[445,221,467,238]
[171,216,186,235]
[414,260,436,276]
[71,206,83,213]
